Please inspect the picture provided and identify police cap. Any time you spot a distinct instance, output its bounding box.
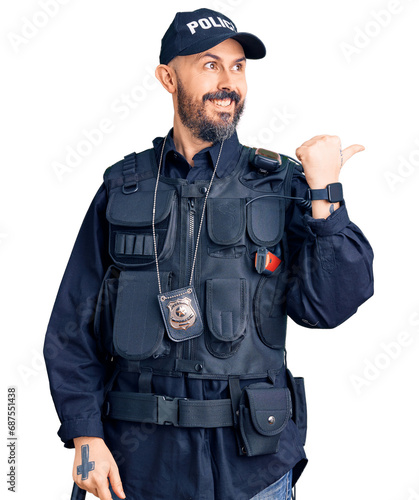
[159,8,266,65]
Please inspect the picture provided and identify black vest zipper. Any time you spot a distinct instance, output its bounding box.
[187,198,195,276]
[183,198,196,360]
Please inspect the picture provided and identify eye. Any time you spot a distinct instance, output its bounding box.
[204,61,217,70]
[232,63,243,71]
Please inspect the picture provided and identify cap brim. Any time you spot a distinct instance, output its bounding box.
[177,31,266,60]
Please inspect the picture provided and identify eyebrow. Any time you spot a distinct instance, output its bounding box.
[198,52,246,63]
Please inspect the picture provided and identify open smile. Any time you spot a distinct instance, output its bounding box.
[208,98,234,109]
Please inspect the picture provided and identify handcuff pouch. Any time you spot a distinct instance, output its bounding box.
[239,382,292,457]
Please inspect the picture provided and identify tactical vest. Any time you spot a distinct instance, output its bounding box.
[95,145,308,457]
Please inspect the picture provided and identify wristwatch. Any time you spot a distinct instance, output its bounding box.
[307,182,343,203]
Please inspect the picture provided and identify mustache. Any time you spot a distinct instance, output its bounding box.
[202,90,241,104]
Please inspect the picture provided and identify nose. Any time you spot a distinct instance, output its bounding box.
[217,69,234,92]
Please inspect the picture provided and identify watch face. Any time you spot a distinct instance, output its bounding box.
[327,183,343,203]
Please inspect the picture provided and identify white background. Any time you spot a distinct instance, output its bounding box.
[1,0,419,499]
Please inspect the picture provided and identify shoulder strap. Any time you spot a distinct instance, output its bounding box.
[104,148,156,194]
[281,156,296,211]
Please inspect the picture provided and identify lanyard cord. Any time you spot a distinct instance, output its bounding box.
[152,135,168,295]
[152,136,224,294]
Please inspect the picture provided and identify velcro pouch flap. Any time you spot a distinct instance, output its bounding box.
[246,385,291,436]
[207,198,245,245]
[246,197,284,247]
[206,278,248,341]
[107,188,176,226]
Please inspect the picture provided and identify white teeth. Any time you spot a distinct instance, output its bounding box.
[212,99,232,107]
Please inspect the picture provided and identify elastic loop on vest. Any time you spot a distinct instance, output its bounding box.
[122,152,138,194]
[122,152,136,175]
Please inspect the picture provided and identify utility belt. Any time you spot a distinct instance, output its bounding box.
[102,369,307,457]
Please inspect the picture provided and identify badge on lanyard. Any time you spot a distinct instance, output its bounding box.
[158,286,204,342]
[152,137,225,343]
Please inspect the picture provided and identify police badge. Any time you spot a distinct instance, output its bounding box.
[167,296,196,330]
[158,286,204,342]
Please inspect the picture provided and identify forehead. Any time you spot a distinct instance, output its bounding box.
[182,38,246,67]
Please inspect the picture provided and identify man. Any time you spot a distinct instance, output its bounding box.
[44,8,374,500]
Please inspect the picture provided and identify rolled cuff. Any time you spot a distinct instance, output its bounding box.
[304,202,350,236]
[58,418,105,449]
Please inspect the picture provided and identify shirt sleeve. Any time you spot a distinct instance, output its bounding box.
[43,183,113,448]
[284,167,374,329]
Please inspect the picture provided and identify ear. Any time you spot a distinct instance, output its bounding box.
[155,64,177,94]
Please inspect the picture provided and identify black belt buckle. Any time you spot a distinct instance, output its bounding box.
[156,395,186,426]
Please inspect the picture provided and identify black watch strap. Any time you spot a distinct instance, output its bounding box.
[308,182,343,203]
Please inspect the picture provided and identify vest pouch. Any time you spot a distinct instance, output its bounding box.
[107,188,178,267]
[239,383,292,457]
[206,198,247,259]
[286,369,308,446]
[205,278,248,358]
[246,196,285,254]
[94,265,121,356]
[253,263,287,350]
[113,270,171,360]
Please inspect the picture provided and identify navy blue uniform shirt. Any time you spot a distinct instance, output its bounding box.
[44,130,374,499]
[153,128,242,181]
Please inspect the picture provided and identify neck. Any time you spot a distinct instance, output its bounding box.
[172,115,212,167]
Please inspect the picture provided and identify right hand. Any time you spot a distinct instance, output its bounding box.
[73,437,126,500]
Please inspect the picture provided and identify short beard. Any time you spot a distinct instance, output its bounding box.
[176,77,245,143]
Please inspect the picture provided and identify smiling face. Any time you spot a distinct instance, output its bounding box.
[169,38,247,143]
